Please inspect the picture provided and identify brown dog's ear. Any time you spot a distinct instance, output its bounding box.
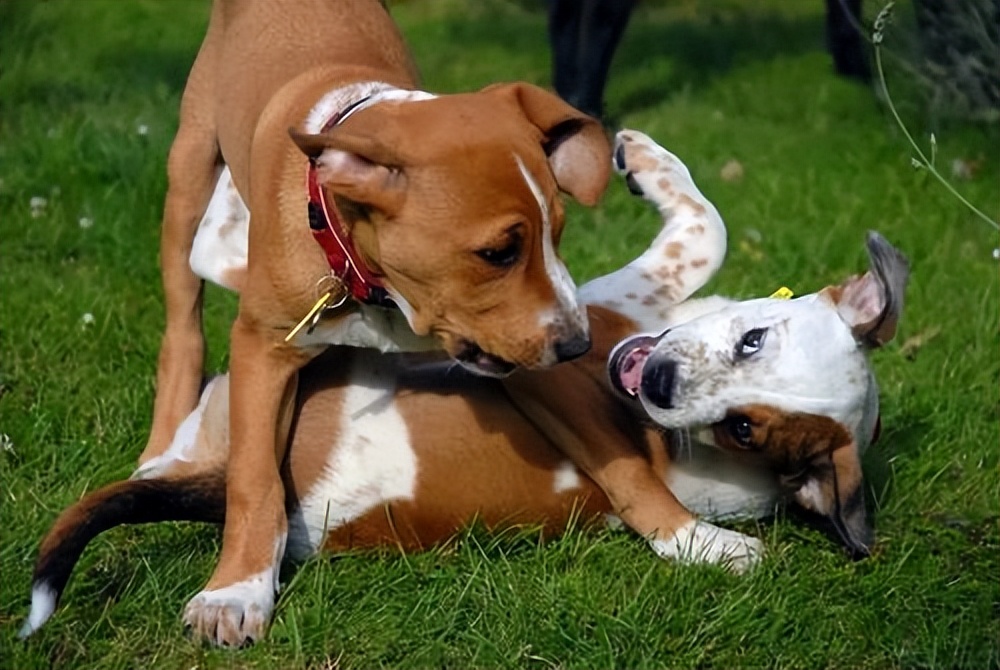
[791,441,873,557]
[482,82,611,206]
[822,232,910,347]
[289,127,407,215]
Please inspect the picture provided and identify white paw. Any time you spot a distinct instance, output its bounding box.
[650,520,764,573]
[183,570,275,647]
[613,129,692,206]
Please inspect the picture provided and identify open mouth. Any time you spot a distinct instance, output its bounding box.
[455,341,517,378]
[608,333,662,398]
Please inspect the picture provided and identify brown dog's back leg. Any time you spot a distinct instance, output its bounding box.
[139,31,223,466]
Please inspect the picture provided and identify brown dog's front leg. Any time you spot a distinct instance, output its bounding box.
[183,315,310,646]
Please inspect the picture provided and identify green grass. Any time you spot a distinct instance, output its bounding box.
[1,0,998,668]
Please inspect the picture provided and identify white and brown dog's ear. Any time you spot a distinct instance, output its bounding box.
[481,82,611,206]
[289,127,407,215]
[823,232,910,347]
[790,440,873,558]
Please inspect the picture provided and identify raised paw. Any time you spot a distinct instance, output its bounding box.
[183,571,275,647]
[613,129,694,206]
[650,520,764,573]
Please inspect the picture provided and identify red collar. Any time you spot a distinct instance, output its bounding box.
[306,98,395,308]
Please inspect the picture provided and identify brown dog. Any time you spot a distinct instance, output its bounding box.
[25,131,906,646]
[139,0,610,643]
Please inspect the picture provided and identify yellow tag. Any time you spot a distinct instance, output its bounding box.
[769,286,794,300]
[284,291,333,343]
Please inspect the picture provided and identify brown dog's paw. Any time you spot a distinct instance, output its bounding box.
[183,572,275,647]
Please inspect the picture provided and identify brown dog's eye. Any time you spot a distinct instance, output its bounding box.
[727,415,755,448]
[476,234,521,268]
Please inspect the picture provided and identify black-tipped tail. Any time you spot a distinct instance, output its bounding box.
[19,472,225,638]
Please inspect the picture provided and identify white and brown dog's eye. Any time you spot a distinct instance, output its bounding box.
[727,415,755,448]
[734,327,768,359]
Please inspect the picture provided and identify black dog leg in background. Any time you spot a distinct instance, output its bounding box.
[826,0,871,82]
[548,0,872,121]
[547,0,637,119]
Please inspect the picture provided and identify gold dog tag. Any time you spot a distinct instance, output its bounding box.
[769,286,794,300]
[284,276,350,342]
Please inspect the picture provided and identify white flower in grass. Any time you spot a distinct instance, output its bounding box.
[1,433,13,454]
[30,196,48,218]
[81,312,95,327]
[79,216,94,229]
[137,123,149,136]
[992,248,999,261]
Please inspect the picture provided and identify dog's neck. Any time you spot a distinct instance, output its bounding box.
[304,81,436,134]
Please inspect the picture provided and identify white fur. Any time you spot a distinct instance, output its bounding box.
[665,440,780,521]
[636,295,876,444]
[514,153,587,360]
[649,519,763,573]
[189,166,249,291]
[290,303,436,353]
[304,82,435,134]
[18,582,57,639]
[182,568,276,645]
[552,461,582,494]
[183,533,285,645]
[286,356,418,559]
[131,376,223,480]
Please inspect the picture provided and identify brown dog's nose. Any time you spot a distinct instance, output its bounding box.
[554,334,592,363]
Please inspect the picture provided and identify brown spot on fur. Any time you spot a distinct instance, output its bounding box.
[625,292,638,300]
[627,151,660,172]
[712,404,853,470]
[654,285,677,300]
[677,194,706,216]
[665,242,684,259]
[685,224,706,235]
[691,258,708,268]
[657,177,672,192]
[641,295,658,306]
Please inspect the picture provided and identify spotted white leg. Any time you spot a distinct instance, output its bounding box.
[579,130,728,331]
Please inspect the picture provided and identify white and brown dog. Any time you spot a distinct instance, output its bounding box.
[22,131,907,646]
[143,0,611,643]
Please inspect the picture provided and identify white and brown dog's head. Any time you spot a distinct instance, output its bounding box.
[291,83,610,376]
[610,233,909,555]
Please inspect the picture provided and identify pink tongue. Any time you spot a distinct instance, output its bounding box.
[618,345,651,396]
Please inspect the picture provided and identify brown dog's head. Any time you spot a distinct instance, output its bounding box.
[291,83,610,376]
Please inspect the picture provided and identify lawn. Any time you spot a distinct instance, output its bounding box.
[1,0,997,668]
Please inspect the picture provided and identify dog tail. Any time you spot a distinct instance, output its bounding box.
[18,471,225,638]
